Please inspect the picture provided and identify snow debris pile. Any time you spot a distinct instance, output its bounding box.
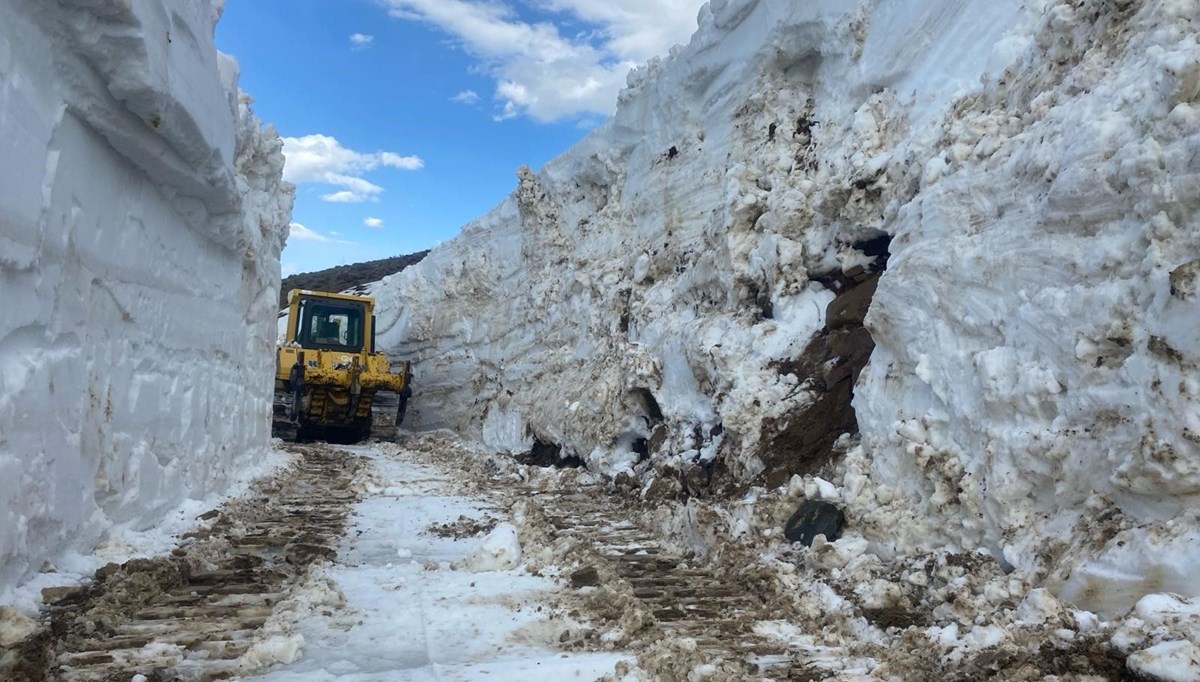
[373,0,1200,663]
[0,1,292,588]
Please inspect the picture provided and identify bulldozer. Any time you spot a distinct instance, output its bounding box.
[273,289,411,443]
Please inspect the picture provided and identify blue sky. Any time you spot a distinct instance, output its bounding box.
[215,0,705,276]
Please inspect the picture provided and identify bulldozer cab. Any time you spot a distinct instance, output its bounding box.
[288,293,369,352]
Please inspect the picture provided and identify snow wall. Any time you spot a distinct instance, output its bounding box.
[0,0,293,587]
[374,0,1200,614]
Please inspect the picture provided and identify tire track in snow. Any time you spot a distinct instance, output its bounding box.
[395,432,816,680]
[525,487,814,680]
[5,444,364,682]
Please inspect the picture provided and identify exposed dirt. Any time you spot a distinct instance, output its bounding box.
[754,268,883,490]
[424,514,499,539]
[278,250,429,308]
[0,444,365,682]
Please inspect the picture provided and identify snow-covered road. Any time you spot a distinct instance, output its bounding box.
[245,444,629,681]
[1,441,630,681]
[8,435,1197,681]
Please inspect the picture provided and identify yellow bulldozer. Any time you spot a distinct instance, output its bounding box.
[273,289,411,443]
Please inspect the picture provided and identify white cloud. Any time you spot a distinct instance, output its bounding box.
[377,152,421,169]
[452,89,481,104]
[533,1,704,61]
[283,134,424,203]
[322,190,367,203]
[350,33,375,49]
[289,222,355,245]
[379,0,706,122]
[289,222,325,242]
[289,222,330,243]
[364,217,385,228]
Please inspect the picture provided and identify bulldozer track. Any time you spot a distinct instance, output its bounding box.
[523,486,813,680]
[271,395,399,444]
[13,445,364,682]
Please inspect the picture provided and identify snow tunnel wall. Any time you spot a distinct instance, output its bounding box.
[373,0,1200,608]
[374,0,1032,479]
[0,0,293,587]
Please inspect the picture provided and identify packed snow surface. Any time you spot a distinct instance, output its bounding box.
[243,444,628,681]
[0,0,292,588]
[374,0,1200,627]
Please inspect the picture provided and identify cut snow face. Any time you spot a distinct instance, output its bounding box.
[367,0,1200,622]
[366,0,979,492]
[0,0,293,589]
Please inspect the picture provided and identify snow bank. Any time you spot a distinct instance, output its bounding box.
[854,0,1200,609]
[375,0,1040,476]
[0,1,292,588]
[374,0,1200,615]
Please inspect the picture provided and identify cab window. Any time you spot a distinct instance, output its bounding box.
[296,299,365,351]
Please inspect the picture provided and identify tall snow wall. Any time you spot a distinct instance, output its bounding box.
[374,0,1200,612]
[0,0,293,587]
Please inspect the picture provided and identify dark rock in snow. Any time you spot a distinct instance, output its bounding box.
[518,438,585,468]
[825,274,880,330]
[647,425,668,455]
[41,585,87,606]
[784,500,846,546]
[644,474,683,502]
[570,566,601,588]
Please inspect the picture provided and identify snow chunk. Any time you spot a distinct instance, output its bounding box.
[1016,588,1064,626]
[1127,641,1200,682]
[241,634,305,668]
[463,523,522,572]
